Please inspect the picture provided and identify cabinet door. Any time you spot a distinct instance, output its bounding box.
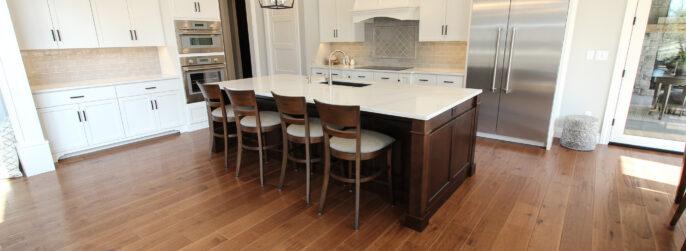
[7,0,59,50]
[195,0,220,20]
[38,105,88,153]
[50,0,99,49]
[427,118,455,203]
[119,95,158,137]
[444,0,471,41]
[418,0,447,42]
[128,0,165,46]
[173,0,196,19]
[335,0,364,42]
[91,0,135,47]
[154,92,185,130]
[318,0,337,42]
[80,100,125,146]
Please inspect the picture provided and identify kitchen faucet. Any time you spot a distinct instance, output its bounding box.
[327,50,349,86]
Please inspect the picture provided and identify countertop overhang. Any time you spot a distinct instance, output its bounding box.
[217,74,481,121]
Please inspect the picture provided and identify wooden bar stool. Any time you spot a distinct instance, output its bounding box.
[272,92,323,204]
[670,145,686,226]
[314,99,395,230]
[198,84,236,169]
[227,89,281,187]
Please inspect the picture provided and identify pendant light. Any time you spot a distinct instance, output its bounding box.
[259,0,294,9]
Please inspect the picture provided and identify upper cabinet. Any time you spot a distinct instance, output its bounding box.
[173,0,221,20]
[419,0,471,42]
[91,0,165,47]
[8,0,99,50]
[318,0,364,43]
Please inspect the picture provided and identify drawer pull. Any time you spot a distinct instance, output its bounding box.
[332,73,339,76]
[145,87,157,90]
[444,81,454,84]
[419,79,429,82]
[381,77,390,80]
[357,76,366,78]
[70,96,85,99]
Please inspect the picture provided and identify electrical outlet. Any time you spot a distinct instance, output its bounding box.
[586,50,596,60]
[595,50,609,61]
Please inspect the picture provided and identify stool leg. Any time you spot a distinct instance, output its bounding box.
[387,148,394,206]
[279,134,288,191]
[257,131,265,187]
[318,148,331,215]
[305,138,311,204]
[677,171,686,204]
[235,131,243,177]
[672,194,686,226]
[354,158,361,231]
[223,124,229,170]
[348,161,353,192]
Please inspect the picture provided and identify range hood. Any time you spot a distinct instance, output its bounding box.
[351,0,420,23]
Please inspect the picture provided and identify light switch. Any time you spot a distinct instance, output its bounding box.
[587,50,595,60]
[595,50,609,61]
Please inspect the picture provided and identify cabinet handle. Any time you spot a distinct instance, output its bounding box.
[150,100,155,110]
[134,30,138,40]
[130,30,134,40]
[194,2,198,12]
[444,81,454,84]
[445,25,448,35]
[441,25,444,35]
[56,29,62,41]
[154,100,159,110]
[70,96,85,99]
[77,111,82,122]
[419,79,429,82]
[145,87,157,90]
[357,76,366,78]
[50,30,56,42]
[333,29,335,38]
[82,111,87,122]
[197,2,200,12]
[381,77,390,80]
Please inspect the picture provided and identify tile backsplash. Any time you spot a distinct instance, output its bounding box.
[21,47,162,86]
[326,18,467,69]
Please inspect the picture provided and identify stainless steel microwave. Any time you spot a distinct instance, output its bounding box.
[175,20,224,54]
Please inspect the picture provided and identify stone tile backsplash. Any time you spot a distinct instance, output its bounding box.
[21,47,162,86]
[327,18,467,69]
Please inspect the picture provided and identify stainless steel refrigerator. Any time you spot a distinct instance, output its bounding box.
[466,0,569,146]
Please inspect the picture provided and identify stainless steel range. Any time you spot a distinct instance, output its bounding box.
[181,55,226,103]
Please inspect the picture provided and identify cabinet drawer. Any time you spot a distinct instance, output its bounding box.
[350,71,373,81]
[311,67,327,77]
[413,74,438,85]
[116,79,180,98]
[437,75,464,88]
[331,70,350,79]
[374,72,399,82]
[34,86,117,108]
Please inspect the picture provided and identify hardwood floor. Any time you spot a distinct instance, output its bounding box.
[1,130,685,250]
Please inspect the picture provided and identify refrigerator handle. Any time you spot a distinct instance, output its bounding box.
[491,27,502,93]
[504,27,517,94]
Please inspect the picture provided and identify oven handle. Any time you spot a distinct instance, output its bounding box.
[183,65,226,72]
[176,32,223,36]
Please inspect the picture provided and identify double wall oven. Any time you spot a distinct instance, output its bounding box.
[175,20,224,54]
[181,56,226,103]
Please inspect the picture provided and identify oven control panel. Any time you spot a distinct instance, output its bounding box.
[180,56,225,67]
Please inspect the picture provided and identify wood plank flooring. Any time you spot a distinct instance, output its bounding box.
[0,130,684,250]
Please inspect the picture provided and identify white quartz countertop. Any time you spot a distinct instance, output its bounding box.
[311,65,466,76]
[217,74,481,121]
[31,75,180,93]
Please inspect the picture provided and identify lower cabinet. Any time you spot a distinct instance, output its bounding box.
[119,91,184,137]
[38,99,125,153]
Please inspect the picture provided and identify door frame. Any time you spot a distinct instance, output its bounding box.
[601,0,686,152]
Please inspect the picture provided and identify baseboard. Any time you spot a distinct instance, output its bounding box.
[55,131,181,161]
[15,140,55,177]
[477,132,547,148]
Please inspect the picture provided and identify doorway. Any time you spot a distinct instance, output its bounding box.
[610,0,686,152]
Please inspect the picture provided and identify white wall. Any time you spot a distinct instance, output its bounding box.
[556,0,628,136]
[0,0,55,176]
[0,93,6,121]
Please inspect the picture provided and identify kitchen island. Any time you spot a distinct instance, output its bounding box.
[218,74,482,231]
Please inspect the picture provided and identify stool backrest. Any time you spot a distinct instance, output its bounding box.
[226,89,259,117]
[314,99,360,140]
[198,84,228,117]
[272,92,308,126]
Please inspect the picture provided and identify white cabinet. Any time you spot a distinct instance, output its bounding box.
[173,0,220,20]
[8,0,99,50]
[37,99,125,154]
[419,0,471,42]
[91,0,165,47]
[119,92,184,137]
[38,105,89,153]
[318,0,364,42]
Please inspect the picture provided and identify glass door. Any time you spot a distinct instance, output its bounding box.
[611,0,686,152]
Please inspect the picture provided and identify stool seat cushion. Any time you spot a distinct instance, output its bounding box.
[330,129,395,154]
[211,105,234,119]
[287,117,325,138]
[240,111,281,128]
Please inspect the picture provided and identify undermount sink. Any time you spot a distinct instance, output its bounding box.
[317,81,371,87]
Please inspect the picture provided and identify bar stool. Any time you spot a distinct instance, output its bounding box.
[670,145,686,226]
[314,99,395,230]
[272,92,323,204]
[198,84,236,169]
[227,89,281,187]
